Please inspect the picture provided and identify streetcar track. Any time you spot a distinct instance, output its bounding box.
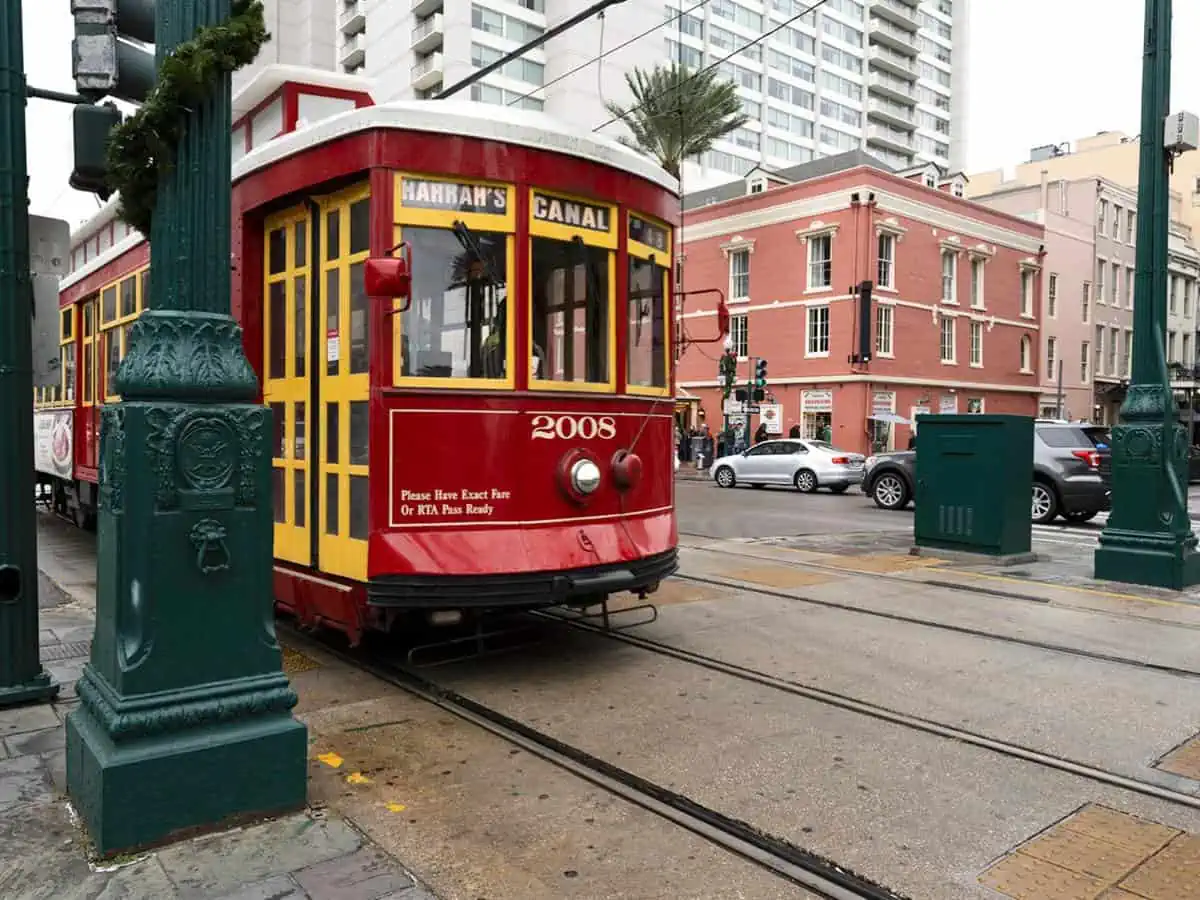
[534,611,1200,812]
[672,544,1200,679]
[279,622,909,900]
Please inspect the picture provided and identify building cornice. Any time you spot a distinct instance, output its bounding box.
[678,373,1042,395]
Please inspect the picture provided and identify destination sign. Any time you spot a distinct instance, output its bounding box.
[532,192,611,233]
[401,177,508,215]
[629,215,668,253]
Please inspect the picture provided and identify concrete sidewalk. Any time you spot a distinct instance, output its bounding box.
[2,533,438,900]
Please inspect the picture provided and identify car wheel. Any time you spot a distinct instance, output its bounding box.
[829,485,849,494]
[714,466,736,489]
[794,469,818,493]
[1031,481,1059,524]
[872,472,910,510]
[1066,510,1097,523]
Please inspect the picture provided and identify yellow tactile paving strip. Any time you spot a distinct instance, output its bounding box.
[1156,733,1200,781]
[724,566,835,589]
[281,645,323,676]
[816,553,945,574]
[979,804,1196,899]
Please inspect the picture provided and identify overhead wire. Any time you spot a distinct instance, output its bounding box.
[592,0,832,133]
[504,0,711,108]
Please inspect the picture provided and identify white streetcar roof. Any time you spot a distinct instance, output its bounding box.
[231,99,679,195]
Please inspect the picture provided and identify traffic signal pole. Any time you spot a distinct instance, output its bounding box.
[65,0,306,856]
[1095,0,1200,588]
[0,0,59,707]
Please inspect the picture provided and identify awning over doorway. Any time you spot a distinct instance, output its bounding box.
[868,412,910,425]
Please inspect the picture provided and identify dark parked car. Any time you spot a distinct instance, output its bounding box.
[861,421,1111,525]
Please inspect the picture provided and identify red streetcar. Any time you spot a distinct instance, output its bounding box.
[35,74,704,644]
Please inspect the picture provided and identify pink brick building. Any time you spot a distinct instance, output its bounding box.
[676,152,1047,455]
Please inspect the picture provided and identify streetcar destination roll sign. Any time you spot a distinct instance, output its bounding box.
[401,177,508,215]
[532,192,611,232]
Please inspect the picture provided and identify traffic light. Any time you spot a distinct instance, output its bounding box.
[719,351,737,399]
[69,1,158,199]
[755,358,768,387]
[71,1,157,104]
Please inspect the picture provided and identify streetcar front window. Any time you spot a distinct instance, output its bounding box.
[398,225,509,380]
[627,256,667,389]
[531,237,610,385]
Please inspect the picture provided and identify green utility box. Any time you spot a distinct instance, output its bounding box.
[913,414,1034,557]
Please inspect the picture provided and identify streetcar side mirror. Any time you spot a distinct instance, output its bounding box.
[366,242,413,312]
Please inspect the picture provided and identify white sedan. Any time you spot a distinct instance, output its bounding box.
[711,439,866,493]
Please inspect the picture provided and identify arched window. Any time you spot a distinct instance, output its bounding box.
[1020,335,1032,371]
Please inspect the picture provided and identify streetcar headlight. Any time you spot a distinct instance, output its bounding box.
[571,459,602,495]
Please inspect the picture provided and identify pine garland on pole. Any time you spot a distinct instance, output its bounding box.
[105,0,269,235]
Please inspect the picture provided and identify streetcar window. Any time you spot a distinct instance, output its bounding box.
[294,403,306,460]
[397,226,509,380]
[270,403,285,459]
[349,401,369,465]
[294,220,307,267]
[349,476,369,540]
[627,256,667,389]
[325,269,340,376]
[139,268,149,309]
[349,262,369,374]
[531,237,610,385]
[272,469,285,523]
[101,285,117,325]
[325,473,339,535]
[294,274,307,378]
[63,344,76,402]
[349,199,370,255]
[325,210,340,261]
[269,227,287,274]
[119,277,136,318]
[293,470,306,528]
[60,308,73,341]
[82,344,92,404]
[326,402,340,464]
[105,330,122,393]
[269,281,286,379]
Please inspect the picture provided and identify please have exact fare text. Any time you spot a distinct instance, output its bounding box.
[399,488,513,517]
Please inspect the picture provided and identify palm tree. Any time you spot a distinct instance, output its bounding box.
[604,63,749,179]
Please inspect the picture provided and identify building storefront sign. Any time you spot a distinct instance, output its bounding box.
[759,403,782,434]
[801,389,833,413]
[939,394,958,414]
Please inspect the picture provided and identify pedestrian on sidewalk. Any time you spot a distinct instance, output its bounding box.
[788,421,802,438]
[754,422,769,444]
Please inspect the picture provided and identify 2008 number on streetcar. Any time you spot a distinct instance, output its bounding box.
[530,414,617,441]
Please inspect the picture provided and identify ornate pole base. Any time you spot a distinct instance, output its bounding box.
[1095,405,1200,590]
[0,672,59,708]
[66,348,307,855]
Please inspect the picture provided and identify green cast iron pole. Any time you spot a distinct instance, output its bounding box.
[65,0,307,856]
[0,0,59,706]
[1094,0,1200,588]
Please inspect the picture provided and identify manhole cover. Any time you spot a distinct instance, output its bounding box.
[41,641,91,662]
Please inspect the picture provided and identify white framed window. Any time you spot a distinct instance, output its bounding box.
[730,249,750,300]
[1126,210,1136,244]
[1080,340,1090,382]
[877,233,896,289]
[1122,328,1132,377]
[1020,269,1035,316]
[807,304,830,356]
[1047,273,1058,317]
[952,182,964,198]
[1126,267,1135,309]
[1111,205,1121,239]
[941,251,957,304]
[969,321,983,367]
[747,177,766,194]
[808,233,832,290]
[1169,274,1179,314]
[1184,333,1192,368]
[924,173,936,188]
[730,313,748,358]
[1082,281,1091,323]
[1098,199,1108,232]
[1046,336,1057,378]
[1168,329,1177,363]
[1111,261,1119,305]
[1020,336,1032,373]
[939,315,956,363]
[1184,278,1193,317]
[876,304,894,356]
[1095,325,1104,375]
[1108,326,1118,373]
[970,258,985,308]
[1095,259,1106,305]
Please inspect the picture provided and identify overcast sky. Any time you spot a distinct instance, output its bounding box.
[22,0,1200,232]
